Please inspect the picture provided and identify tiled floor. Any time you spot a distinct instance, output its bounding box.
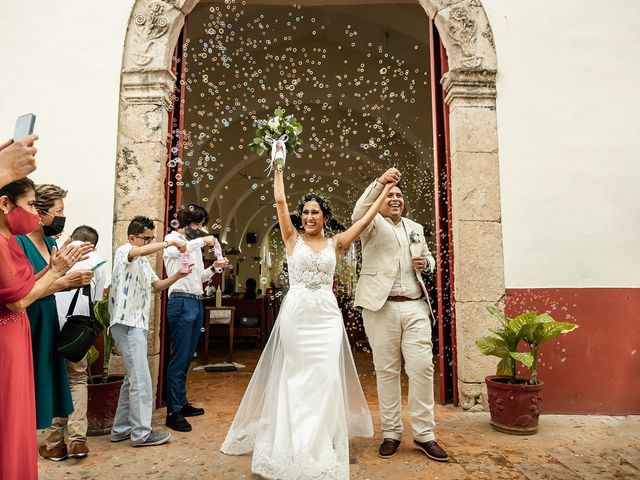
[39,348,640,479]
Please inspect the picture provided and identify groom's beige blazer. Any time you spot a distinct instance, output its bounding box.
[352,181,435,322]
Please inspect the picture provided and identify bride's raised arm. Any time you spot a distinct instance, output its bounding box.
[333,181,395,253]
[274,165,297,255]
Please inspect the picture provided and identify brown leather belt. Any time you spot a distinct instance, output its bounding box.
[387,295,421,302]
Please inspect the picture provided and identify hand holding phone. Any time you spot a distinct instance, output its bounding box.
[13,113,36,141]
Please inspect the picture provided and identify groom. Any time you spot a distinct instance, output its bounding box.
[352,168,449,462]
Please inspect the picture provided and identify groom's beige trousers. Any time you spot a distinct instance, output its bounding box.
[362,299,436,442]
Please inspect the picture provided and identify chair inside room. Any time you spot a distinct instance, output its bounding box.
[222,297,266,348]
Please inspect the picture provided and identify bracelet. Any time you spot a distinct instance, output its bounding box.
[163,241,169,248]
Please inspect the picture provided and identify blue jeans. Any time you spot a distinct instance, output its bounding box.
[166,295,203,414]
[110,324,152,445]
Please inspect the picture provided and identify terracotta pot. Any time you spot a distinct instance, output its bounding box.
[87,375,124,436]
[485,375,544,435]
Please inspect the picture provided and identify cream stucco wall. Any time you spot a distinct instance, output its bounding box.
[484,0,640,288]
[2,0,639,288]
[0,1,132,271]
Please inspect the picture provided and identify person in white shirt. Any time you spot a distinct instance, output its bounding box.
[109,216,189,448]
[163,204,228,432]
[42,225,106,459]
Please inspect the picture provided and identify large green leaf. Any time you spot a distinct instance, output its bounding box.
[510,351,534,368]
[532,321,579,344]
[475,336,510,358]
[508,311,536,336]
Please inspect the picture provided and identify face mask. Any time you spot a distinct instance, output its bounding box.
[42,213,66,237]
[6,205,40,235]
[185,226,207,240]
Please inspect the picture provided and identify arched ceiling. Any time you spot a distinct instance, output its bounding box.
[176,0,434,254]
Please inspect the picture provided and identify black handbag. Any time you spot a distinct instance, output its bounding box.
[56,287,103,363]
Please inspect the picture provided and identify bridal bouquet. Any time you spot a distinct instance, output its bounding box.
[250,107,303,174]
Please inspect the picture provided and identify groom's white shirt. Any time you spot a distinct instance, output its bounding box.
[352,180,436,321]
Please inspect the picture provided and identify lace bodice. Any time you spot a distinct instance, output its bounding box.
[287,236,335,289]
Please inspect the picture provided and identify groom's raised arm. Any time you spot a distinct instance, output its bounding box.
[351,168,401,223]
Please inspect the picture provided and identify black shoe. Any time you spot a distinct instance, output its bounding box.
[378,438,401,459]
[181,403,205,417]
[413,439,449,462]
[166,412,192,432]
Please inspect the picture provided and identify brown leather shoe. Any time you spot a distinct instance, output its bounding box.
[378,438,401,459]
[38,444,68,462]
[413,439,449,462]
[68,441,89,458]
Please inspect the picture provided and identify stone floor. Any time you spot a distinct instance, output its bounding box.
[39,348,640,479]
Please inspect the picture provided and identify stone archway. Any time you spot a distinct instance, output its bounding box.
[114,0,503,410]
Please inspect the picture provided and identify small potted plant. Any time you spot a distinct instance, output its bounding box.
[475,306,578,435]
[86,287,124,435]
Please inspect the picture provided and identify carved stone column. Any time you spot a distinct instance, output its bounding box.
[431,0,505,410]
[112,0,199,397]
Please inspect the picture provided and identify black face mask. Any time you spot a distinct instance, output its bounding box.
[42,215,66,237]
[185,226,207,240]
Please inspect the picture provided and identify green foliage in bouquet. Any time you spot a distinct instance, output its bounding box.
[250,107,303,157]
[475,306,578,384]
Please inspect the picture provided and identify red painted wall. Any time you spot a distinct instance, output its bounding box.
[505,288,640,414]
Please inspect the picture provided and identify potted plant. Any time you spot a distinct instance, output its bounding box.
[86,288,124,435]
[475,306,578,435]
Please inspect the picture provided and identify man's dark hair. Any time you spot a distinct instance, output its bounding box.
[127,216,155,236]
[72,225,99,247]
[176,204,209,228]
[393,181,404,193]
[0,177,35,203]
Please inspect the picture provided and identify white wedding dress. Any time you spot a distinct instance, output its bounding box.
[221,236,373,480]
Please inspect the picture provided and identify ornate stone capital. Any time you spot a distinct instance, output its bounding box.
[433,0,497,71]
[121,68,176,109]
[441,68,496,107]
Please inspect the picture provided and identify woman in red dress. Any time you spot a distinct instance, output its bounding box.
[0,178,87,479]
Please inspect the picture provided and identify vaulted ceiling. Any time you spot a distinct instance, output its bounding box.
[177,0,434,258]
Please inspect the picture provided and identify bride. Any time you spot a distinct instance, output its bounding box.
[221,143,397,479]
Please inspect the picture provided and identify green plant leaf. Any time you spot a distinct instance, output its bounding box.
[533,321,579,345]
[485,305,509,326]
[496,357,513,376]
[87,345,99,367]
[475,336,510,358]
[510,351,534,368]
[508,311,536,336]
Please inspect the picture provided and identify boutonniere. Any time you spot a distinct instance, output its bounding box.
[409,230,422,257]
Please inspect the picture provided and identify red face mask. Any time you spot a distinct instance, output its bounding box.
[6,204,40,235]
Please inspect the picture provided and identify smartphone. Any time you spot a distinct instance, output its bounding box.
[13,113,36,141]
[91,260,107,271]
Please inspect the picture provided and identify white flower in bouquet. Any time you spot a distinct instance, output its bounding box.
[250,107,303,175]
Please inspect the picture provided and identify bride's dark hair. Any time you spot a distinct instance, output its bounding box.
[297,193,332,219]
